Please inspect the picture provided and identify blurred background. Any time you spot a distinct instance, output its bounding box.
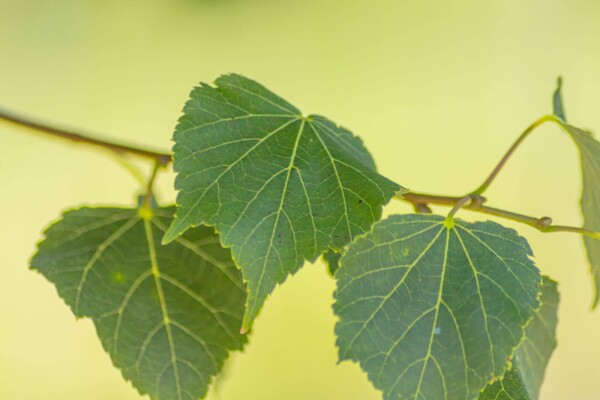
[1,0,600,398]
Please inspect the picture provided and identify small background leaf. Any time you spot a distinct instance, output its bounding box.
[553,81,600,307]
[31,207,247,400]
[334,214,541,400]
[480,276,559,400]
[564,124,600,306]
[166,74,401,330]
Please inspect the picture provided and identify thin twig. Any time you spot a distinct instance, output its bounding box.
[398,191,600,240]
[0,107,171,166]
[471,114,557,196]
[447,196,473,220]
[542,225,600,239]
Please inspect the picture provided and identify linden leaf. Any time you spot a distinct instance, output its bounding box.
[553,81,600,307]
[334,214,541,400]
[479,369,529,400]
[165,74,401,330]
[480,276,559,400]
[31,207,247,400]
[323,248,343,276]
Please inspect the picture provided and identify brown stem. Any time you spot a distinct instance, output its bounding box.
[0,107,171,166]
[398,191,600,240]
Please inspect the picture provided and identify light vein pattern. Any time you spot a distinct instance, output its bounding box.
[31,207,247,400]
[479,369,529,400]
[334,214,541,400]
[480,277,559,400]
[165,74,401,330]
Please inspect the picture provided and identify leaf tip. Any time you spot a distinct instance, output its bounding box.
[590,291,599,311]
[161,231,176,245]
[240,308,258,334]
[395,187,410,197]
[240,320,253,334]
[553,76,567,122]
[161,223,182,245]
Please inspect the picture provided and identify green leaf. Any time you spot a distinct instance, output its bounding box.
[479,276,559,400]
[552,80,600,307]
[479,369,530,400]
[31,207,247,400]
[323,248,342,276]
[334,214,541,400]
[552,77,566,122]
[165,74,401,331]
[561,125,600,306]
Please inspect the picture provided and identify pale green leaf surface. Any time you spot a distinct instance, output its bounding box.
[480,276,559,400]
[557,123,600,306]
[165,74,401,330]
[31,207,247,400]
[553,81,600,306]
[334,214,541,400]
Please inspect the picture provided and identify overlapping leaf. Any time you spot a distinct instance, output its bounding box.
[480,276,559,400]
[480,369,529,400]
[165,74,401,330]
[334,214,541,400]
[553,82,600,306]
[31,207,247,400]
[323,248,342,276]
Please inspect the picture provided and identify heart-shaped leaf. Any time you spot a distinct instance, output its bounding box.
[334,214,541,400]
[479,276,559,399]
[32,207,247,400]
[165,74,401,330]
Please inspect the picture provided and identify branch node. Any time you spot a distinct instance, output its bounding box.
[536,217,553,229]
[468,195,486,209]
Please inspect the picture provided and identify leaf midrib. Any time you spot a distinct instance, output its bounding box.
[412,228,451,400]
[341,221,445,359]
[144,218,183,400]
[245,118,306,329]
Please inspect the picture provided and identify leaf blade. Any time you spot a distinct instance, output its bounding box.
[480,276,559,400]
[31,207,247,400]
[562,124,600,306]
[552,80,600,307]
[552,77,566,122]
[167,74,401,330]
[334,214,541,400]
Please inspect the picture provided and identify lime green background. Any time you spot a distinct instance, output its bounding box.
[1,0,600,399]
